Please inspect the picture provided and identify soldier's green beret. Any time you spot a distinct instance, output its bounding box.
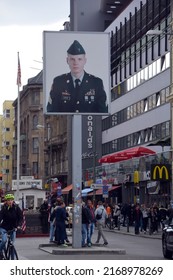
[67,40,86,55]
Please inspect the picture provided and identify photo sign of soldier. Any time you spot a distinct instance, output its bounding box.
[43,31,110,115]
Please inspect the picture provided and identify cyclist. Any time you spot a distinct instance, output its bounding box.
[0,193,23,259]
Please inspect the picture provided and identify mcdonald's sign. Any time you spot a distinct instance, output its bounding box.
[151,164,171,181]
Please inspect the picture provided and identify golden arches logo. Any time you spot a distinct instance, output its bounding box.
[153,165,169,180]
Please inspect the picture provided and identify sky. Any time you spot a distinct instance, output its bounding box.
[0,0,70,114]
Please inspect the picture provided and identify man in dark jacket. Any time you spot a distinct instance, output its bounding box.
[39,199,49,233]
[133,203,142,235]
[0,193,23,259]
[86,199,95,246]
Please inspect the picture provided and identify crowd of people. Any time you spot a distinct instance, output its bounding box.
[103,201,173,235]
[38,193,173,248]
[41,194,110,247]
[2,190,172,257]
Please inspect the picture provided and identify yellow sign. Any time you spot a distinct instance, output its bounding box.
[134,171,139,183]
[151,164,170,181]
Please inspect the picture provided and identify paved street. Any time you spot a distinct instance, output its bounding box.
[15,226,166,260]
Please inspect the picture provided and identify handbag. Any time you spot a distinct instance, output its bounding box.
[96,209,103,220]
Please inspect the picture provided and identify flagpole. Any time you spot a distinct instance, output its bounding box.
[16,52,21,202]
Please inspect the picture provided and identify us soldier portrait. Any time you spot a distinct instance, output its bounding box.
[46,40,108,114]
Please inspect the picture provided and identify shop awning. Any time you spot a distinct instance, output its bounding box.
[82,188,93,197]
[99,146,156,164]
[62,184,73,195]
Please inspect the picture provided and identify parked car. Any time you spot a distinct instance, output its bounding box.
[162,218,173,259]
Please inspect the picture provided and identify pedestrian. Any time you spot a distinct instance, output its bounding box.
[48,198,56,242]
[81,201,91,247]
[50,200,68,247]
[133,203,142,235]
[86,199,95,246]
[95,201,108,245]
[113,203,121,227]
[148,207,158,234]
[141,204,149,233]
[121,203,128,227]
[39,199,49,233]
[46,40,108,114]
[159,205,168,229]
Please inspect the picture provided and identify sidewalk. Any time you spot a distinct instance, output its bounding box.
[105,225,162,239]
[39,226,162,255]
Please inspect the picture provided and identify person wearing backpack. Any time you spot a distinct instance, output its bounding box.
[94,201,108,245]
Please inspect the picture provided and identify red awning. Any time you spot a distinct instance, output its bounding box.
[62,184,73,195]
[99,146,155,164]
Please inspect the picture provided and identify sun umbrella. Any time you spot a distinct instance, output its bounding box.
[98,146,156,163]
[122,146,156,157]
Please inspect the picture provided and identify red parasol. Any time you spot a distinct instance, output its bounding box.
[99,146,155,164]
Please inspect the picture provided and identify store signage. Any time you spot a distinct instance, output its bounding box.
[87,115,93,149]
[151,164,171,181]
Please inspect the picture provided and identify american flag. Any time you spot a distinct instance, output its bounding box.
[21,196,26,232]
[21,211,26,232]
[17,52,21,87]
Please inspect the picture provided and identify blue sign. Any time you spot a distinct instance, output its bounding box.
[57,183,62,197]
[102,185,108,197]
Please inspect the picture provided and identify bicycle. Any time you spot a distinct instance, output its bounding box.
[105,216,116,230]
[1,229,18,260]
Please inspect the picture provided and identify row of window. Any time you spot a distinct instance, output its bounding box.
[127,52,170,91]
[102,121,170,156]
[111,4,170,85]
[111,50,170,103]
[103,85,170,130]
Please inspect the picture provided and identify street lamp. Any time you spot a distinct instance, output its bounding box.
[146,27,173,206]
[146,30,173,36]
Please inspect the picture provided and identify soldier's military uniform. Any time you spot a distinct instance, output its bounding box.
[47,71,107,113]
[46,40,108,114]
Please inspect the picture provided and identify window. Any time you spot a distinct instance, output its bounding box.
[33,115,38,129]
[31,91,40,105]
[33,162,38,176]
[112,139,117,150]
[144,98,148,112]
[160,89,166,104]
[148,96,153,110]
[165,52,170,68]
[111,114,117,126]
[3,109,10,118]
[33,138,39,153]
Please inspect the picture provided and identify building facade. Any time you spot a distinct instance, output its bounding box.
[70,0,173,205]
[0,101,14,193]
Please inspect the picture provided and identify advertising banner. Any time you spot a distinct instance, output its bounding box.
[43,31,110,115]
